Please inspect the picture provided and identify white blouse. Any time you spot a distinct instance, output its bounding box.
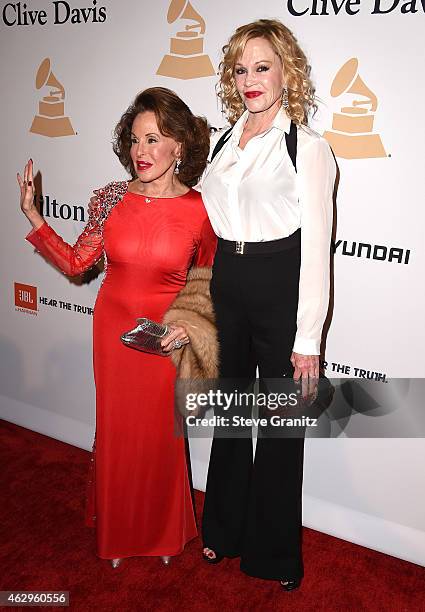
[198,107,336,356]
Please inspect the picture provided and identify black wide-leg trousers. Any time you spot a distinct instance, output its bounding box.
[202,236,305,581]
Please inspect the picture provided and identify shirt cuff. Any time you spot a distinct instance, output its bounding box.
[26,221,49,245]
[292,336,321,356]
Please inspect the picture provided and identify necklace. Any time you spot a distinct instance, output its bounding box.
[134,190,171,204]
[131,193,164,204]
[133,179,169,203]
[131,181,186,203]
[135,192,185,203]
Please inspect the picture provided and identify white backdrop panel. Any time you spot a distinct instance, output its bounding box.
[1,0,424,567]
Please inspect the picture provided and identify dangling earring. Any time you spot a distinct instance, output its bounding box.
[282,87,289,109]
[174,159,181,175]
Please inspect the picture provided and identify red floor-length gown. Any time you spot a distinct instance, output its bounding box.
[26,182,216,558]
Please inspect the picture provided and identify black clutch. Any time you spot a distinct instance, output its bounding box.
[121,317,171,355]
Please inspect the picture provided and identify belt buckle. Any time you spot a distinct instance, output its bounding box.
[235,241,245,255]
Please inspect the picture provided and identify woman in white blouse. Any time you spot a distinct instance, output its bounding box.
[199,19,336,591]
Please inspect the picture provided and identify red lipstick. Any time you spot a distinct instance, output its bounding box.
[137,161,152,171]
[245,91,263,99]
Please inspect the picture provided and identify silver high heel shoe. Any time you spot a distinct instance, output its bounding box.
[160,556,171,566]
[111,558,122,568]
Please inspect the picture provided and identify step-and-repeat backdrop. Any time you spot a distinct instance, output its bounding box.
[1,1,424,566]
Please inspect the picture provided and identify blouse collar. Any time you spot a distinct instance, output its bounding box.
[232,106,291,144]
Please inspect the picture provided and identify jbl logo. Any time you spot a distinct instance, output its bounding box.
[14,283,37,311]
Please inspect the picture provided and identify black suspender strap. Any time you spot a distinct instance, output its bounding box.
[210,121,298,171]
[210,127,233,162]
[285,121,297,172]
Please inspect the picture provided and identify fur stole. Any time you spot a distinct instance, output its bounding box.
[162,266,218,379]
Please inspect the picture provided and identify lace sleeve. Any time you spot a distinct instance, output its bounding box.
[25,181,128,277]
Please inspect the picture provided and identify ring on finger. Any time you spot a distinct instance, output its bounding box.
[173,339,182,349]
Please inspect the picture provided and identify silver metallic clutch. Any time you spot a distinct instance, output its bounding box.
[121,317,170,355]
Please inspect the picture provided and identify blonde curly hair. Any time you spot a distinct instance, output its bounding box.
[218,19,317,126]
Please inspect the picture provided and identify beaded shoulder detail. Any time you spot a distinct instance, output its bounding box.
[85,180,129,236]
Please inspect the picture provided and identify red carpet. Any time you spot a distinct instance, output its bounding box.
[1,419,424,611]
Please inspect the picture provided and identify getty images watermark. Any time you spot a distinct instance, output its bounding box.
[183,388,318,429]
[173,378,425,438]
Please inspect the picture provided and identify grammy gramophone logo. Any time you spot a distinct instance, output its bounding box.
[30,58,75,138]
[156,0,215,80]
[323,58,386,159]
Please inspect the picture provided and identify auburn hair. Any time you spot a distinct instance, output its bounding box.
[113,87,210,187]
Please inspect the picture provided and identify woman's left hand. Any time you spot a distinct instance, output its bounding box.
[290,352,319,399]
[161,324,190,353]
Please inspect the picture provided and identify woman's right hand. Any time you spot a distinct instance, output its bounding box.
[17,159,44,230]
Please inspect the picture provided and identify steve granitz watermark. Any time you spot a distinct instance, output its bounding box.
[184,389,319,428]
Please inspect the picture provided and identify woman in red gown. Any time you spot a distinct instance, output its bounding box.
[17,87,216,567]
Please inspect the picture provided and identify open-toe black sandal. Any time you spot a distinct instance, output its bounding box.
[202,547,224,564]
[280,578,301,591]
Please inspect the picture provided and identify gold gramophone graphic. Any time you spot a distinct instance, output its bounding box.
[156,0,215,80]
[30,58,75,138]
[323,58,386,159]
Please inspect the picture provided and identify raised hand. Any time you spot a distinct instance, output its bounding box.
[17,159,44,230]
